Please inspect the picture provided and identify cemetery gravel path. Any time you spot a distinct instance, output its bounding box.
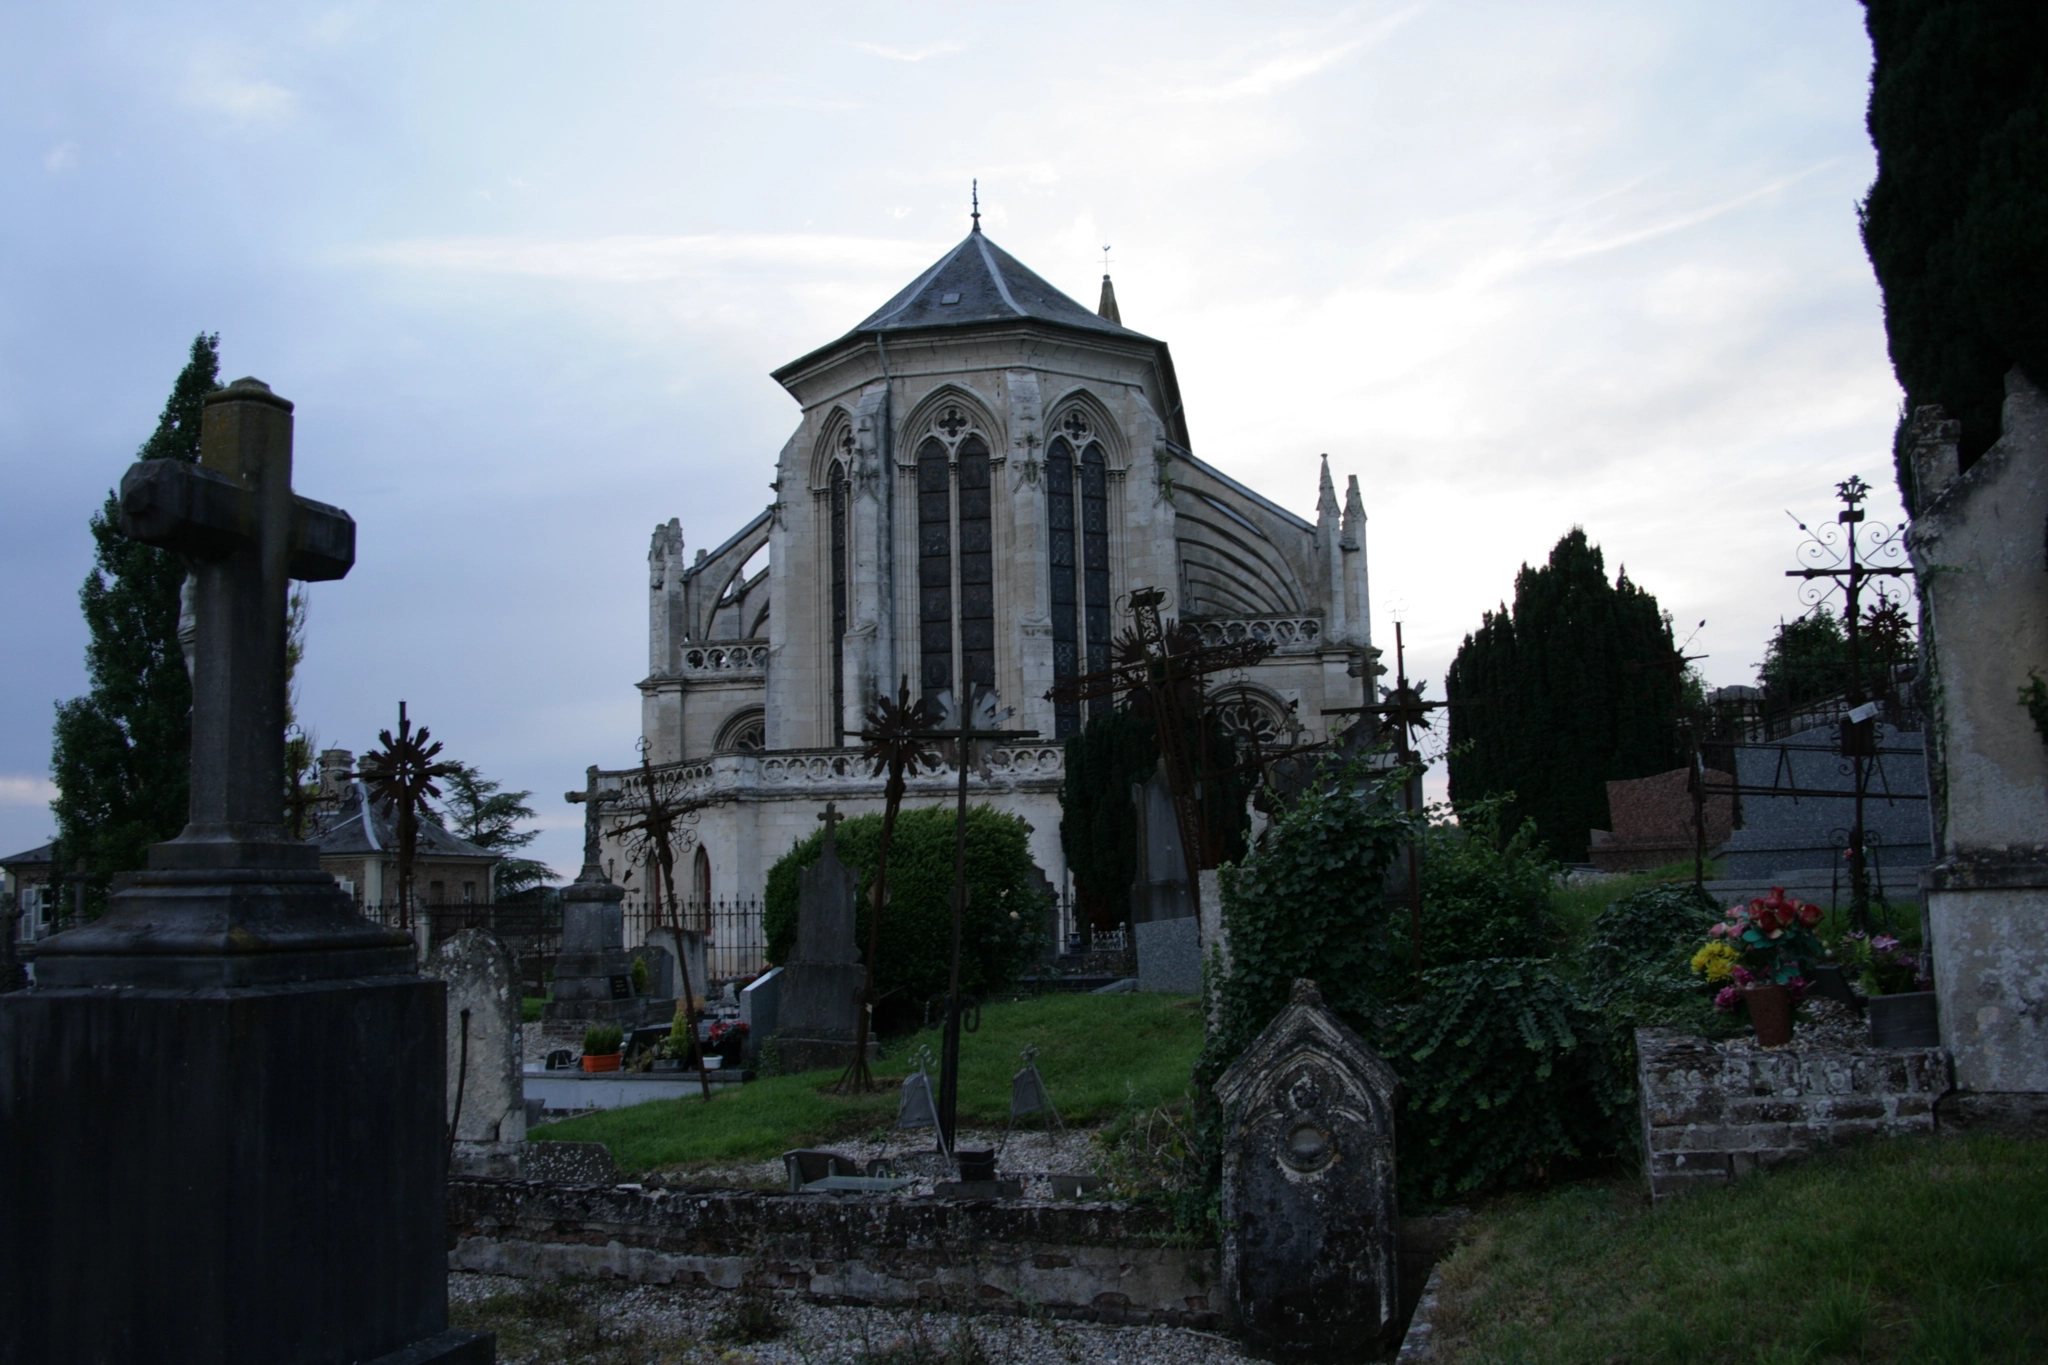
[451,1272,1257,1365]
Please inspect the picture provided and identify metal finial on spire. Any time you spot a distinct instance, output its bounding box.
[971,180,980,232]
[1102,243,1112,274]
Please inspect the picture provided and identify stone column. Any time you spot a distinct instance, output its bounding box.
[1907,372,2048,1127]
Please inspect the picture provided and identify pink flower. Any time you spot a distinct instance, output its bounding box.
[1731,965,1755,986]
[1872,935,1900,952]
[1714,986,1740,1011]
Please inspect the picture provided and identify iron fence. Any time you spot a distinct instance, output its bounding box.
[620,896,768,982]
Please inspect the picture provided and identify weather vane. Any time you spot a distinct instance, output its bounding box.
[1102,243,1112,273]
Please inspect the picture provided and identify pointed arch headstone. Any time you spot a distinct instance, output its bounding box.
[1215,978,1401,1359]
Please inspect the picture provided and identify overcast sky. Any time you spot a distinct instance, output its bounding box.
[0,2,1903,877]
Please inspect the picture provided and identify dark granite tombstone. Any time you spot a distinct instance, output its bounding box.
[772,804,872,1072]
[544,769,646,1025]
[0,379,490,1363]
[1216,978,1400,1361]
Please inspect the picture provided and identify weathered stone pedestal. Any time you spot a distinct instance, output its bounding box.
[1906,375,2048,1131]
[544,878,654,1025]
[772,811,876,1073]
[0,378,489,1363]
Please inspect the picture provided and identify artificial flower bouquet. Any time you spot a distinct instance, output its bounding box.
[1691,887,1826,1012]
[1836,932,1932,997]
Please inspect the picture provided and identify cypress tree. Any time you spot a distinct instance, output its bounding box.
[50,333,219,909]
[1444,529,1683,863]
[1860,0,2048,505]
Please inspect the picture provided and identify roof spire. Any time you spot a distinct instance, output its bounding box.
[971,179,980,233]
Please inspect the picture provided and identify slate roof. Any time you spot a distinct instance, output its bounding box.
[310,782,496,861]
[0,841,54,870]
[851,229,1151,342]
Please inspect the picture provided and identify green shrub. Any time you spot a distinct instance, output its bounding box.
[1385,958,1628,1202]
[763,804,1047,1031]
[581,1024,622,1056]
[1577,881,1720,988]
[1417,798,1557,969]
[629,955,650,995]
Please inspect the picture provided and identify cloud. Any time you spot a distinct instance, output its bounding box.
[0,776,56,808]
[1158,3,1427,103]
[357,233,944,284]
[182,50,296,120]
[43,142,79,174]
[849,39,965,63]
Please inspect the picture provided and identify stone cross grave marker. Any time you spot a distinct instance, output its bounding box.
[548,767,643,1024]
[773,802,870,1072]
[1215,978,1401,1361]
[0,378,487,1363]
[426,929,527,1168]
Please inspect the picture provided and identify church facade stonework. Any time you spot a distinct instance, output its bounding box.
[596,225,1378,943]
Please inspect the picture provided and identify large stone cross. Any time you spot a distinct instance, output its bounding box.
[117,377,354,856]
[565,765,622,880]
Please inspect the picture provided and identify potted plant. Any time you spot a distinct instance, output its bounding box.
[1841,932,1937,1047]
[1692,888,1825,1047]
[709,1019,749,1067]
[581,1023,624,1072]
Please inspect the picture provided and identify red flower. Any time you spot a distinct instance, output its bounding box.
[1795,902,1823,928]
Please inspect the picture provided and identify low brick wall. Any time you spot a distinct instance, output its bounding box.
[446,1177,1219,1327]
[1637,1028,1952,1200]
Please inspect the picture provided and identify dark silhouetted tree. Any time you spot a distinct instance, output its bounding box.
[50,333,218,910]
[1444,529,1683,863]
[1861,0,2048,506]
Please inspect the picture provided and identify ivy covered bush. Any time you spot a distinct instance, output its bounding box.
[1415,798,1557,969]
[763,805,1047,1032]
[1192,765,1722,1209]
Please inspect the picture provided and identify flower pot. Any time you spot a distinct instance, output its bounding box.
[1743,984,1794,1047]
[1868,990,1939,1049]
[581,1052,622,1073]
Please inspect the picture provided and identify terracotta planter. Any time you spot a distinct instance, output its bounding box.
[1868,990,1939,1048]
[1743,984,1794,1047]
[581,1052,622,1073]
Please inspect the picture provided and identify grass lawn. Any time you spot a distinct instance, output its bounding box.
[1428,1133,2048,1364]
[521,997,544,1023]
[531,990,1205,1174]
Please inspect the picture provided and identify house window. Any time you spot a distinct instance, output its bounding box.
[428,880,445,905]
[462,881,476,905]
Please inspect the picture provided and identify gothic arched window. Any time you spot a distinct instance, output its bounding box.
[1047,413,1112,736]
[829,457,850,741]
[915,405,997,711]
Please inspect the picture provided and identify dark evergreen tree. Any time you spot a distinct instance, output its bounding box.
[1861,0,2048,505]
[438,761,554,895]
[50,333,219,909]
[1444,529,1682,863]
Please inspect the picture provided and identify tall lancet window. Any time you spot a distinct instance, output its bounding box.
[917,439,953,703]
[914,404,997,712]
[1047,412,1112,733]
[829,456,850,743]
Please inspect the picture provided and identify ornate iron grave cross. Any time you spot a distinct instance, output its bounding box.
[1321,621,1469,987]
[1045,587,1274,897]
[38,377,411,988]
[897,687,1038,1155]
[1783,475,1914,927]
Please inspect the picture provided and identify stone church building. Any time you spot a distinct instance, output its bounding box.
[593,220,1378,952]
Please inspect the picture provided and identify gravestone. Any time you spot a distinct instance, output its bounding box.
[426,929,526,1177]
[1906,373,2048,1123]
[545,769,648,1025]
[0,379,489,1362]
[771,804,873,1072]
[1216,978,1400,1361]
[740,966,780,1064]
[643,923,703,1012]
[1132,764,1201,992]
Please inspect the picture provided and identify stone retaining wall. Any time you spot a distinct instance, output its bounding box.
[446,1177,1220,1327]
[1637,1028,1952,1200]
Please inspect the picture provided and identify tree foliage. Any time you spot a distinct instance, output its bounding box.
[1444,529,1684,863]
[438,761,553,895]
[1861,0,2048,502]
[1415,798,1557,970]
[764,805,1047,1032]
[50,333,217,907]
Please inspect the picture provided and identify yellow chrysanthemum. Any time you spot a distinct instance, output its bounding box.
[1691,942,1739,982]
